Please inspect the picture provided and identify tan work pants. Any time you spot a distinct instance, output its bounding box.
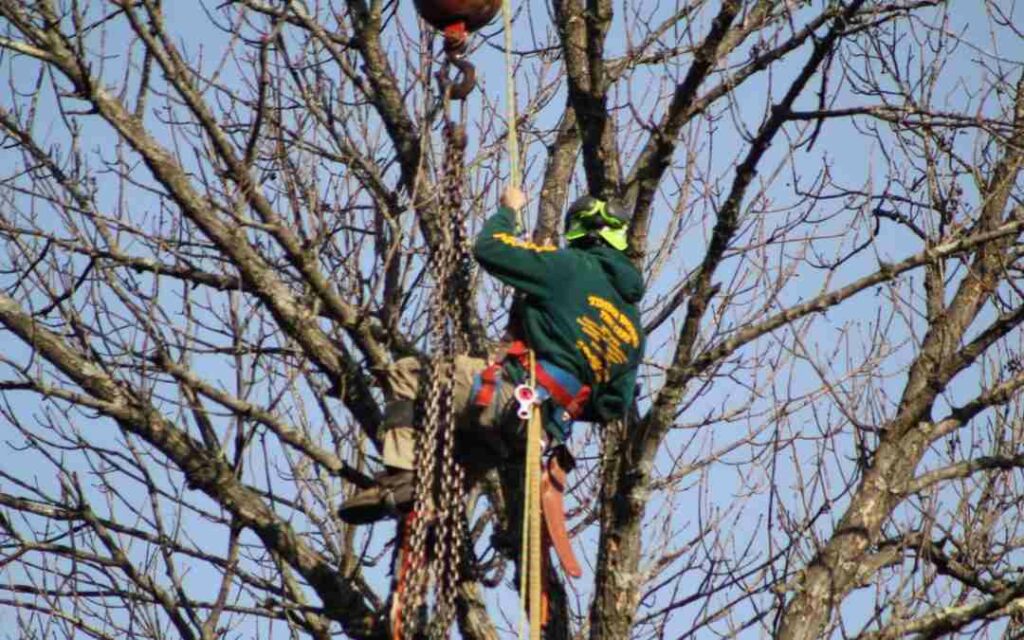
[381,355,516,471]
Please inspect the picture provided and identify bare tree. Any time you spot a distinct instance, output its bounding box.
[1,1,1023,639]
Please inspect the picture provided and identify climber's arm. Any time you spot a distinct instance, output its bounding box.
[473,196,560,299]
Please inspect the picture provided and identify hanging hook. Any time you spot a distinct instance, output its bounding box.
[412,1,501,99]
[435,50,476,102]
[446,55,477,101]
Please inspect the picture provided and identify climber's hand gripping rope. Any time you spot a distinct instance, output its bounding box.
[501,186,527,234]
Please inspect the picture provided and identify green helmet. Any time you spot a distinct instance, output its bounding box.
[564,196,630,251]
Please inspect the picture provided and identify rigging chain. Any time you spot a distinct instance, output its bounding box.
[396,3,520,635]
[399,85,473,640]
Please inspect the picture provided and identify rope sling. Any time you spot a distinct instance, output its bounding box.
[497,7,547,637]
[391,2,546,638]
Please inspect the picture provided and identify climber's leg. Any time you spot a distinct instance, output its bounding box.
[337,355,514,525]
[379,356,422,469]
[338,358,422,525]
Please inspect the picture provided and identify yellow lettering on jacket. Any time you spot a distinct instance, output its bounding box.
[576,340,608,383]
[574,296,638,382]
[586,296,639,347]
[491,233,557,253]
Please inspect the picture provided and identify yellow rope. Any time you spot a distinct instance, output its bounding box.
[501,0,523,230]
[517,430,530,639]
[520,350,543,640]
[507,4,538,636]
[528,406,542,640]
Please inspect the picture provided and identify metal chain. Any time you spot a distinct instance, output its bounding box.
[433,111,470,638]
[400,75,472,640]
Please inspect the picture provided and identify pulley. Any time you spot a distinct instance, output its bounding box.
[413,0,501,48]
[413,0,501,99]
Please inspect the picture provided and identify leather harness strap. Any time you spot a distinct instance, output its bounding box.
[541,454,582,578]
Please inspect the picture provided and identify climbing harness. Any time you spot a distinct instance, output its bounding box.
[474,341,592,430]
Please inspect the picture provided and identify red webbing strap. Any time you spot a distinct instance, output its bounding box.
[541,455,582,578]
[505,340,530,358]
[472,341,591,418]
[473,363,500,407]
[533,365,590,418]
[391,512,418,640]
[506,341,590,419]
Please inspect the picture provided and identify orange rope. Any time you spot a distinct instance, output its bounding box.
[391,513,417,640]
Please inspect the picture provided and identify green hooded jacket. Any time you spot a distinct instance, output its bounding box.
[473,206,645,422]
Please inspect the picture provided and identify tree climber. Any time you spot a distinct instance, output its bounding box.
[338,186,645,525]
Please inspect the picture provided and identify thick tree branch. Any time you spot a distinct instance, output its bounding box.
[777,73,1024,640]
[553,0,619,198]
[586,3,870,636]
[0,292,385,638]
[0,5,383,435]
[535,103,580,245]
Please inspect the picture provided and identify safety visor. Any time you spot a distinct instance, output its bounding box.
[565,197,629,250]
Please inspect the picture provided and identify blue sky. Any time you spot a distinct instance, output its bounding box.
[2,1,1024,638]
